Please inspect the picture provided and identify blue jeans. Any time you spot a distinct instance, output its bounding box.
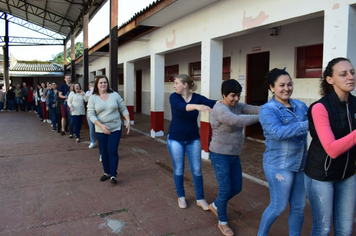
[86,113,96,144]
[15,97,22,111]
[27,101,33,111]
[67,108,74,135]
[304,174,356,236]
[210,151,242,224]
[72,115,84,138]
[166,135,204,200]
[0,102,3,110]
[96,130,122,178]
[22,96,28,111]
[38,102,43,119]
[258,164,306,236]
[50,107,57,130]
[8,100,14,111]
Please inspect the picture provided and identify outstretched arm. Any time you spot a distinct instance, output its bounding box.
[312,103,356,159]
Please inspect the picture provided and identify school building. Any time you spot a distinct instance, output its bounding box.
[73,0,356,159]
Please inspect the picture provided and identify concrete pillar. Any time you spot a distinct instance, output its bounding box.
[323,4,356,66]
[200,39,223,160]
[3,13,9,92]
[83,13,89,91]
[64,43,68,75]
[124,61,135,124]
[71,34,75,81]
[150,54,165,137]
[109,0,118,91]
[347,6,356,65]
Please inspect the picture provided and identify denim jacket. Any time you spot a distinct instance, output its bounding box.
[259,97,309,172]
[46,89,58,108]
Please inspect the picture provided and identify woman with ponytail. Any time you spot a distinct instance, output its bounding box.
[305,58,356,235]
[167,74,217,210]
[257,68,309,236]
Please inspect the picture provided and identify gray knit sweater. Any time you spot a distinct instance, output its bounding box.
[209,102,261,156]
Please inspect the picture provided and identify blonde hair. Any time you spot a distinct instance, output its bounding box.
[176,74,197,91]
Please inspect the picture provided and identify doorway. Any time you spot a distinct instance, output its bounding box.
[136,70,142,113]
[246,51,269,139]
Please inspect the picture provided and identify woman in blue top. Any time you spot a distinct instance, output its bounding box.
[257,68,309,236]
[167,74,216,210]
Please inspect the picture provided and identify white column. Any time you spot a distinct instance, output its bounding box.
[347,6,356,65]
[200,38,223,160]
[150,53,165,137]
[323,4,356,66]
[124,61,135,124]
[323,4,356,95]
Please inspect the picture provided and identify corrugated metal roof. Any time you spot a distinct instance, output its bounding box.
[0,0,107,40]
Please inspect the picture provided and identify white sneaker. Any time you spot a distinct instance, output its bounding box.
[48,119,51,124]
[197,199,209,210]
[89,143,96,149]
[178,197,187,209]
[43,119,46,123]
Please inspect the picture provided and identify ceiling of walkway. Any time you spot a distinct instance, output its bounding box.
[0,0,107,41]
[1,0,221,64]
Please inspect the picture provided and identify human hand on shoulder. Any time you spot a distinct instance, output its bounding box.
[196,104,212,112]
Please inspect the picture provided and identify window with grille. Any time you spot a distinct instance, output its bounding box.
[189,61,201,81]
[296,44,323,78]
[223,57,231,80]
[165,64,179,82]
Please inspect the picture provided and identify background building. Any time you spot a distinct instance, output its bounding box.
[73,0,356,158]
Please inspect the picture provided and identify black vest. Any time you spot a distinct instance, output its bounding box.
[305,90,356,181]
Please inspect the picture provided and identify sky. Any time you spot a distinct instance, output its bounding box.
[0,0,154,61]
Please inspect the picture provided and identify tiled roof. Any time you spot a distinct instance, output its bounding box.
[10,62,63,72]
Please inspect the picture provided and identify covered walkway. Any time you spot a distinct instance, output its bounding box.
[0,111,338,235]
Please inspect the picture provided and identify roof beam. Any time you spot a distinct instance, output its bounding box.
[0,36,64,45]
[0,12,65,39]
[1,0,75,32]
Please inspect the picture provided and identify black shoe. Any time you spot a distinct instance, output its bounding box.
[110,177,117,184]
[100,175,109,182]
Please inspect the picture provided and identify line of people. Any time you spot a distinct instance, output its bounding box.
[1,57,354,235]
[1,76,97,149]
[167,57,356,236]
[0,82,35,112]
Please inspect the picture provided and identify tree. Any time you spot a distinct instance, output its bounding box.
[52,42,83,63]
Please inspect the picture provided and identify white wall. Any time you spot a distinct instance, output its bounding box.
[79,0,356,119]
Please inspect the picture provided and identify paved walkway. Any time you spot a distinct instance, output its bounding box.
[0,111,354,235]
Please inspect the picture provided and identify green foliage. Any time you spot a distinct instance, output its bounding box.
[52,42,83,63]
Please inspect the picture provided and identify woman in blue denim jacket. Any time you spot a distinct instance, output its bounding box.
[257,68,309,236]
